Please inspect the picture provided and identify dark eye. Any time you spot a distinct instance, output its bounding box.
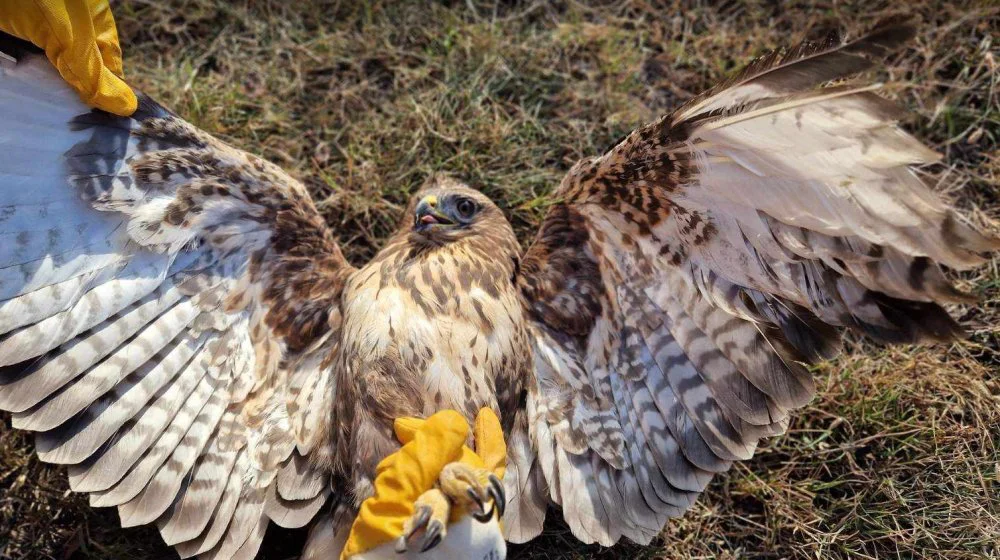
[455,198,477,219]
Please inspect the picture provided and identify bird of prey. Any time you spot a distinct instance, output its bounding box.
[0,21,996,559]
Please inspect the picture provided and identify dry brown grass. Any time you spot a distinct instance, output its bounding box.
[2,1,998,558]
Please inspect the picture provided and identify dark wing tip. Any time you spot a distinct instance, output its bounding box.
[846,17,918,57]
[134,92,173,120]
[858,294,966,345]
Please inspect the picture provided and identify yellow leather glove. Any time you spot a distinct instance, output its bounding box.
[342,408,507,560]
[0,0,136,115]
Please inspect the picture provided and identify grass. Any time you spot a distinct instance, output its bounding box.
[1,1,998,558]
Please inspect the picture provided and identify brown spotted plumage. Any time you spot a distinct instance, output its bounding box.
[503,20,999,546]
[0,21,997,558]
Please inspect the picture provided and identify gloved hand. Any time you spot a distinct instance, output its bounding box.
[0,0,136,115]
[342,408,507,560]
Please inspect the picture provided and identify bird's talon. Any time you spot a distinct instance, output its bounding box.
[397,505,427,554]
[419,533,442,553]
[409,505,431,534]
[399,493,448,554]
[466,486,485,510]
[395,536,408,554]
[419,520,444,553]
[439,462,505,523]
[471,503,494,523]
[487,473,506,518]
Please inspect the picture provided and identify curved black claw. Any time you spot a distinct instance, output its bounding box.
[395,505,432,554]
[471,505,494,523]
[487,473,506,518]
[419,520,444,553]
[467,487,494,522]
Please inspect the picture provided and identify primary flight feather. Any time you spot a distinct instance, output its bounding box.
[0,21,995,558]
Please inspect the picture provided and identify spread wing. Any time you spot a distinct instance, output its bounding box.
[506,23,999,545]
[0,50,352,558]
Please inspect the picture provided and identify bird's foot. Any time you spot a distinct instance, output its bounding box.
[395,488,450,554]
[395,463,505,554]
[438,463,505,523]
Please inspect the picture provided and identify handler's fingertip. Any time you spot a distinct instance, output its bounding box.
[86,75,136,117]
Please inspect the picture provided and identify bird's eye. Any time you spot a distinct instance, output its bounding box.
[455,198,477,219]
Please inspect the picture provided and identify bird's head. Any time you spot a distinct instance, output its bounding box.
[406,175,513,249]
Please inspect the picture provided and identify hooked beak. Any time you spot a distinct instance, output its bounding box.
[414,196,454,229]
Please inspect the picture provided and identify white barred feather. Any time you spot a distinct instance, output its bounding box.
[511,21,998,547]
[66,342,211,492]
[117,385,229,526]
[13,298,198,431]
[90,371,220,508]
[156,412,243,545]
[34,332,208,465]
[0,49,338,558]
[174,450,247,558]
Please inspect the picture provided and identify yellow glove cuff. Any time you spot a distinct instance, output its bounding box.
[0,0,137,116]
